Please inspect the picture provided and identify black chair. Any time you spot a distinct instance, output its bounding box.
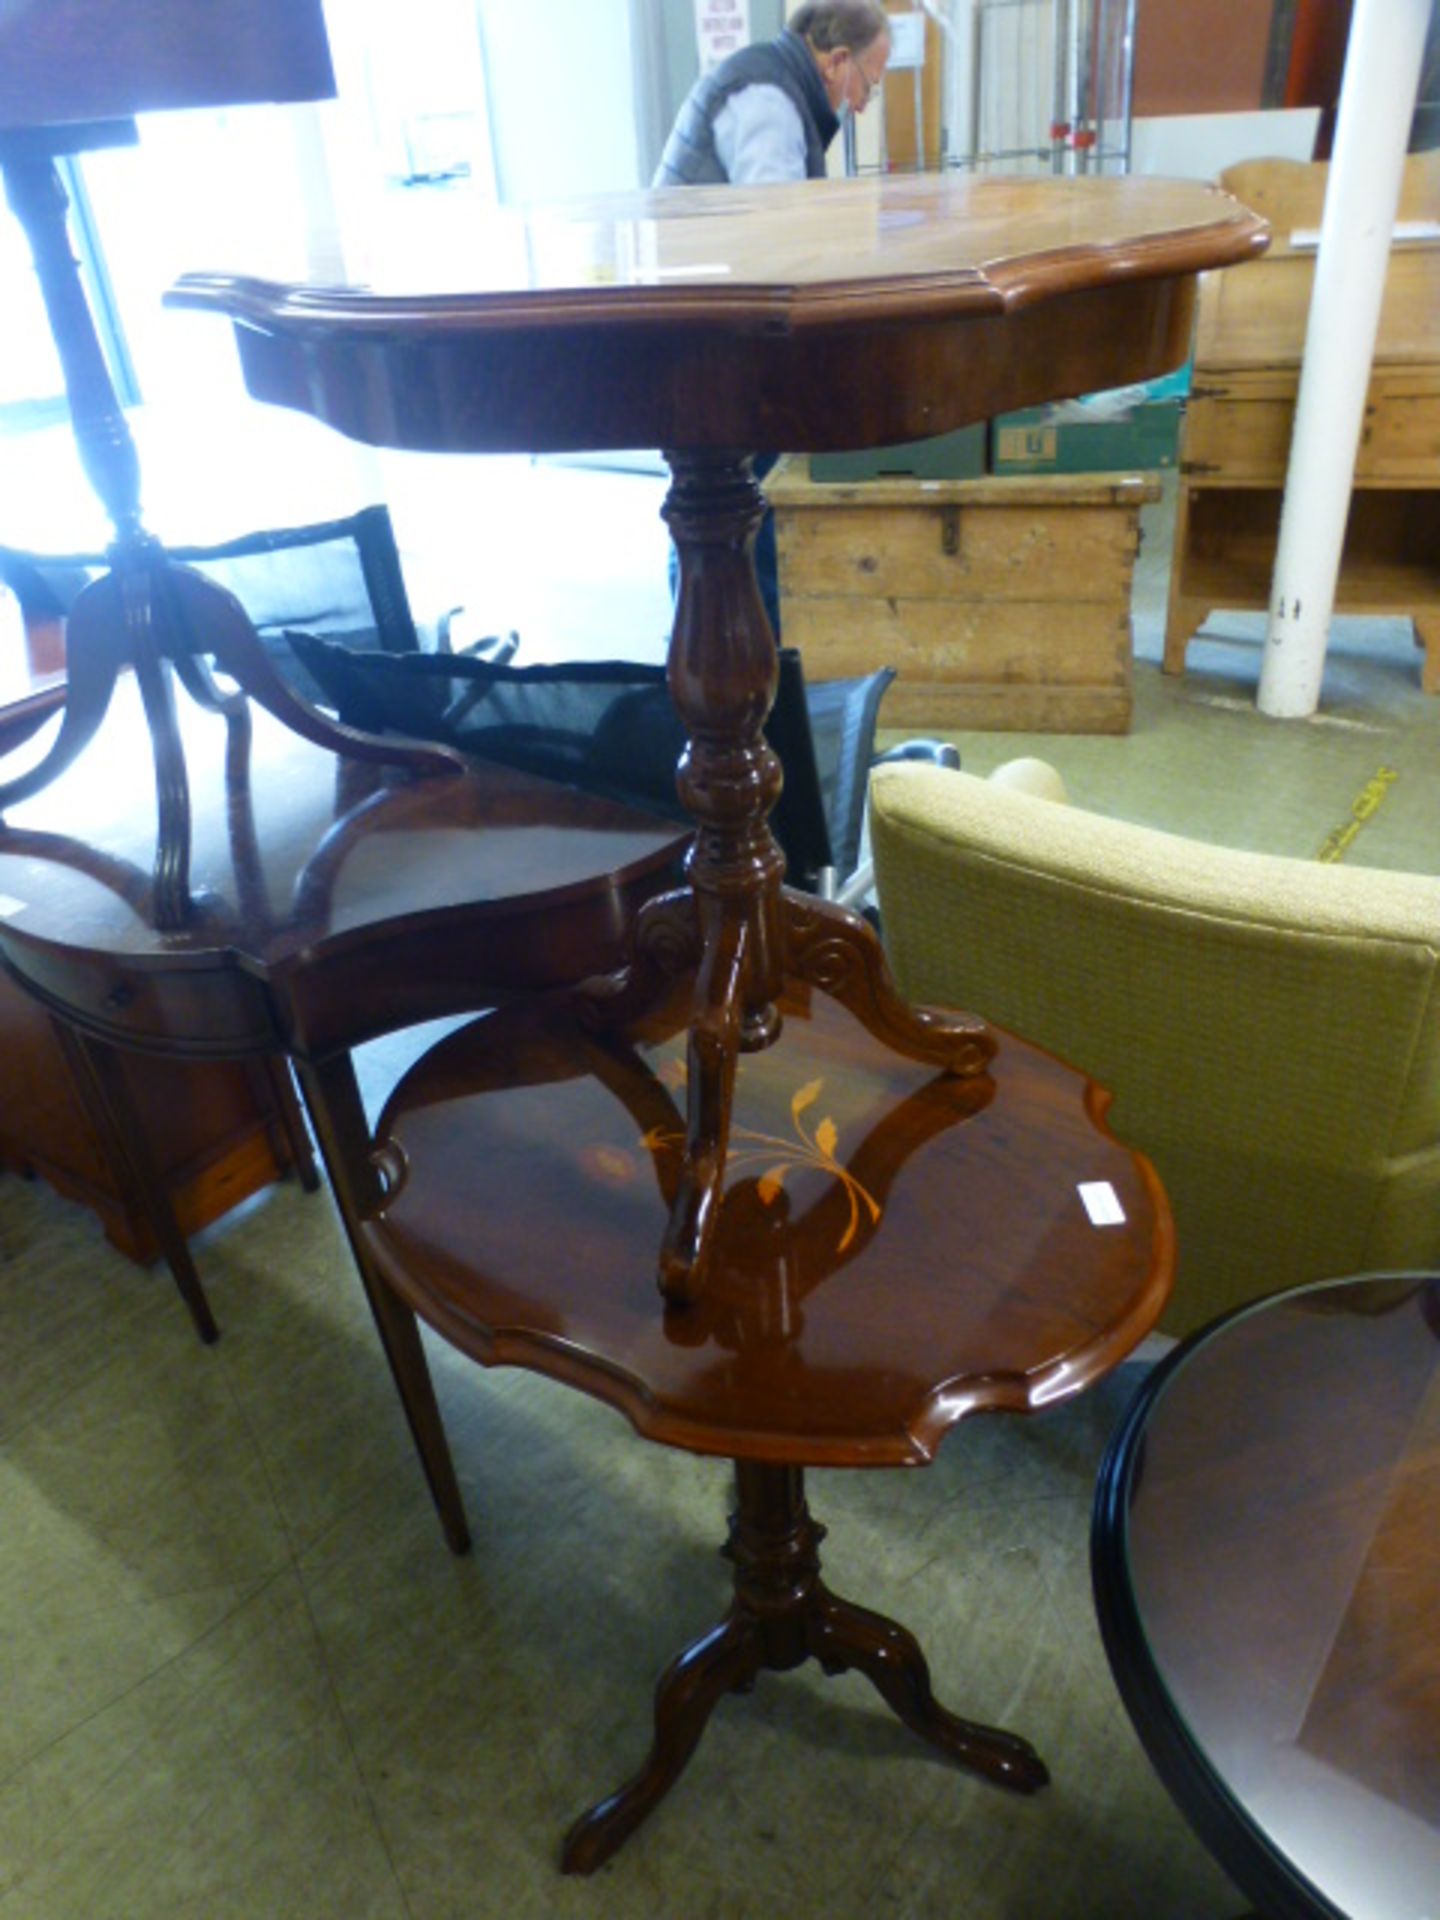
[289,636,949,905]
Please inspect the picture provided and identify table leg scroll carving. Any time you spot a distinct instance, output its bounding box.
[576,888,703,1033]
[783,893,995,1078]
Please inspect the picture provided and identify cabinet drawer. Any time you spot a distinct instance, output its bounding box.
[1185,372,1440,485]
[1363,378,1440,478]
[1183,388,1294,481]
[6,940,278,1054]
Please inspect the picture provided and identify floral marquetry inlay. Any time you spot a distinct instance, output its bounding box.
[639,1070,882,1255]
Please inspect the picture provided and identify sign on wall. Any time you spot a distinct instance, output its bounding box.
[695,0,750,73]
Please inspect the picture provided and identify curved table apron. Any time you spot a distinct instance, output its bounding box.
[0,677,687,1061]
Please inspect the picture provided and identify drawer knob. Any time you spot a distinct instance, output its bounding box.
[104,982,135,1011]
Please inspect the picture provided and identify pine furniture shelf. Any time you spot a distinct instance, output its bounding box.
[1165,154,1440,686]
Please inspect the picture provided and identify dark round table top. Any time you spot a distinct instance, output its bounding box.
[361,977,1174,1467]
[1092,1273,1440,1920]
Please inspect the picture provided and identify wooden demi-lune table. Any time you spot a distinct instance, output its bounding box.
[1092,1274,1440,1920]
[0,679,686,1528]
[168,174,1264,1868]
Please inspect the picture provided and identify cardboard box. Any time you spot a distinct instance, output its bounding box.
[991,398,1183,475]
[809,423,986,483]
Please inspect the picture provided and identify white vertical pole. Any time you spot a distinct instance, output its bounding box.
[1256,0,1430,719]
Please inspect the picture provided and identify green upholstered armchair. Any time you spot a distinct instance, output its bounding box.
[869,763,1440,1336]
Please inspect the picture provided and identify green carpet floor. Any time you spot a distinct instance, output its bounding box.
[0,1165,1236,1920]
[880,482,1440,877]
[6,473,1432,1917]
[906,624,1440,875]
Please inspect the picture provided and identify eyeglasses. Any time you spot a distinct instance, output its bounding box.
[846,48,887,105]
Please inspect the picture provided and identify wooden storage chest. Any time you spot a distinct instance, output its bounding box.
[768,457,1159,733]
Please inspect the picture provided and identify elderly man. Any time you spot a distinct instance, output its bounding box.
[655,1,891,189]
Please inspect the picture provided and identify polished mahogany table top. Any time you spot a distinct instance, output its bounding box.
[1092,1274,1440,1920]
[364,977,1174,1466]
[0,675,686,1060]
[170,173,1267,455]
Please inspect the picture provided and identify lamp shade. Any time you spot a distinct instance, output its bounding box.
[0,0,336,131]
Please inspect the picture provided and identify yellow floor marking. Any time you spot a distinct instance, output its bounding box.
[1317,766,1399,863]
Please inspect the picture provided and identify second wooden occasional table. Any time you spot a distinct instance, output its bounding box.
[1093,1274,1440,1919]
[0,676,686,1522]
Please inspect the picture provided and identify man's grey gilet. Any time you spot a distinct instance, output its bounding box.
[654,29,840,186]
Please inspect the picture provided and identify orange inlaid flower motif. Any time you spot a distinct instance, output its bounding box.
[637,1075,880,1253]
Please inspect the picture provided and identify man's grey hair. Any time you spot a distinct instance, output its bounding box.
[790,1,890,55]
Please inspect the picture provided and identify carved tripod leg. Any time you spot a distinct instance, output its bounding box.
[561,1458,809,1872]
[784,891,996,1081]
[0,578,119,811]
[561,1610,763,1876]
[657,911,746,1305]
[807,1585,1049,1791]
[126,569,197,931]
[167,566,468,778]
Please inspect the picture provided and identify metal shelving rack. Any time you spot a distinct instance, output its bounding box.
[941,0,1136,177]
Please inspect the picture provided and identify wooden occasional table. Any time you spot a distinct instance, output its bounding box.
[1092,1274,1440,1920]
[167,173,1264,1867]
[170,171,1263,1304]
